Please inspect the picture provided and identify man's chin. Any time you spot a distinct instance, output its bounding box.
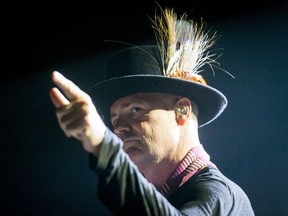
[125,146,142,157]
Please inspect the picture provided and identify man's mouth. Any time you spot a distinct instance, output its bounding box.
[122,138,139,151]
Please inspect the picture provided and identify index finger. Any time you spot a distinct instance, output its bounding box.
[51,71,85,101]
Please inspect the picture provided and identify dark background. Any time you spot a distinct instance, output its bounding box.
[2,1,287,215]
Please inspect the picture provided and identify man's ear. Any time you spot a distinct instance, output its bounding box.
[174,97,191,126]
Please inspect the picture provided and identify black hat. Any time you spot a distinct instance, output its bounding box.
[89,8,227,128]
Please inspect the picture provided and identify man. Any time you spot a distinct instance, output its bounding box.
[50,8,254,215]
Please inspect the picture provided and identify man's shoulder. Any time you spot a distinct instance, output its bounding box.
[169,166,255,215]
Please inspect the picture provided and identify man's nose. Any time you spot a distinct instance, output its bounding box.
[113,116,131,135]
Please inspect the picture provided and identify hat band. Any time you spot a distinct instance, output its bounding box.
[167,70,207,85]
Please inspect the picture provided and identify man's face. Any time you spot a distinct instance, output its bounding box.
[110,92,180,169]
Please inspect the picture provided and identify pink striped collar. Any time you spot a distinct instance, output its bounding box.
[160,145,216,197]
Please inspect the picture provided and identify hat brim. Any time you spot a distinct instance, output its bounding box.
[89,74,227,128]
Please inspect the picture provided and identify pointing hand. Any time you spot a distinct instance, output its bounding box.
[49,71,106,154]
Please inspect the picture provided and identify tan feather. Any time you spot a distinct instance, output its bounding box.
[150,7,234,82]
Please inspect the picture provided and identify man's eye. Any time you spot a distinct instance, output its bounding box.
[111,119,117,127]
[132,107,141,112]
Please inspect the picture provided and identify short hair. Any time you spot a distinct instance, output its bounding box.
[191,100,199,118]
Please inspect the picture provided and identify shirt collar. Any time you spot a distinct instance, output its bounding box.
[160,145,216,197]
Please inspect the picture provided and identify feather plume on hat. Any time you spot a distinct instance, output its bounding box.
[150,7,233,84]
